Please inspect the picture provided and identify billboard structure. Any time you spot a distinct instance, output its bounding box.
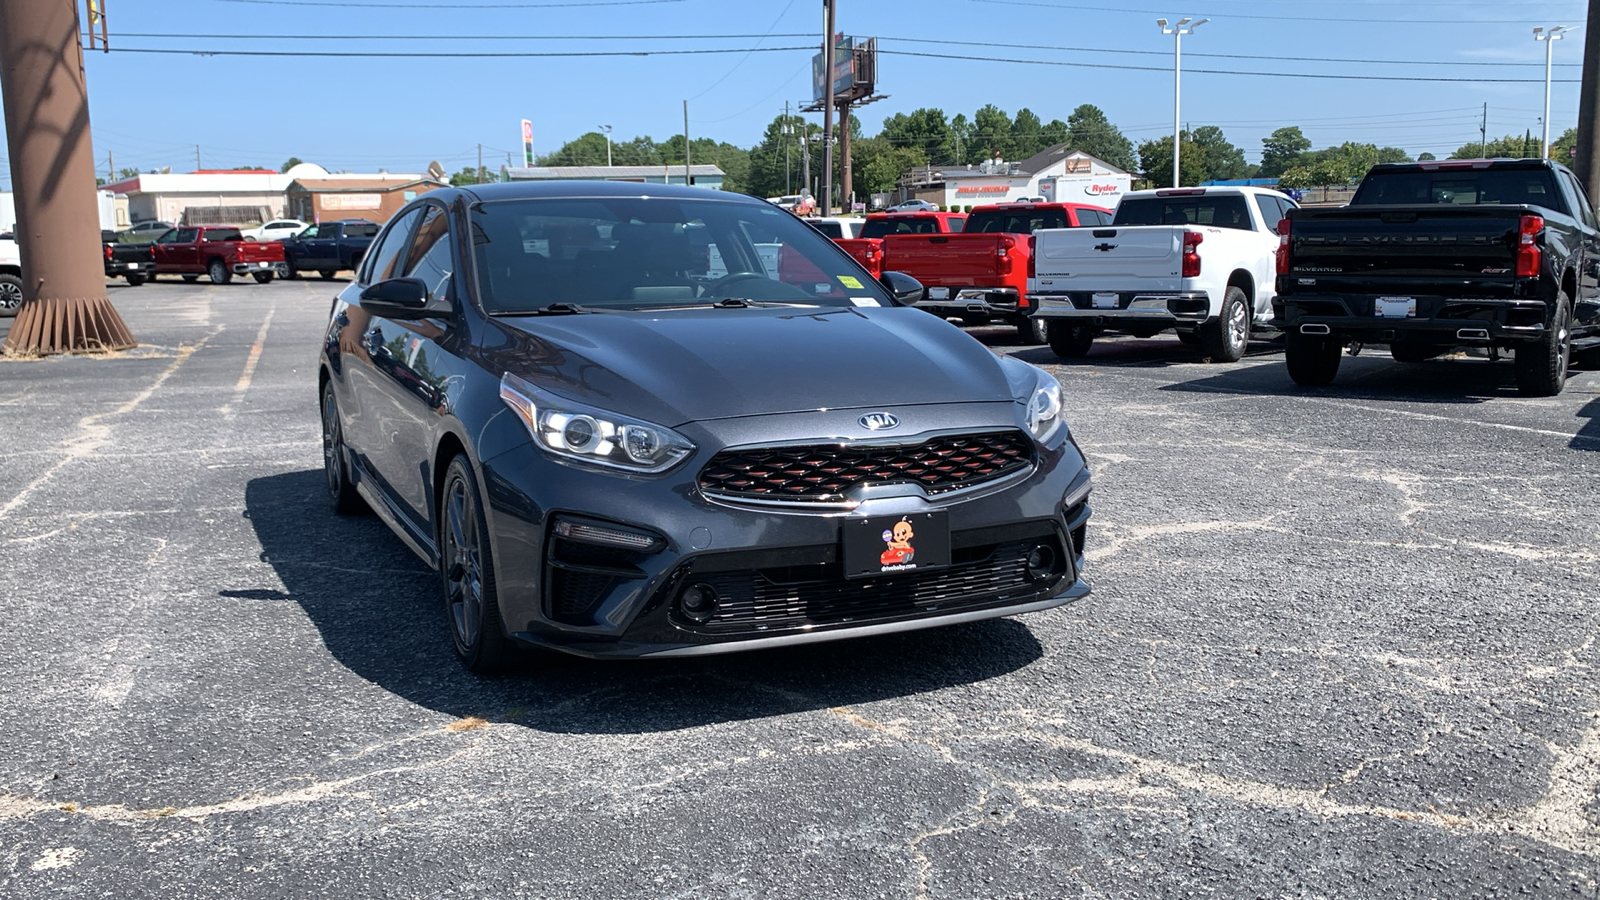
[811,36,877,105]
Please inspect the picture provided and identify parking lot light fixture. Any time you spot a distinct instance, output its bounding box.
[1534,27,1567,158]
[1159,16,1207,189]
[599,124,613,167]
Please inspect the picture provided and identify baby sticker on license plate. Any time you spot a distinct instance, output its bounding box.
[842,511,951,578]
[1374,296,1417,318]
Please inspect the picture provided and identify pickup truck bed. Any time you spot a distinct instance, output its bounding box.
[1275,159,1600,396]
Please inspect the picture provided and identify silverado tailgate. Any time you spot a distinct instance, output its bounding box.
[1033,225,1183,294]
[236,240,286,263]
[1284,206,1522,294]
[881,233,1003,287]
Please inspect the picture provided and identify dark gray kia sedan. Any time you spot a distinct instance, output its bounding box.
[319,182,1092,671]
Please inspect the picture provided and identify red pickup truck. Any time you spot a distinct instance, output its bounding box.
[834,210,967,279]
[886,202,1113,342]
[148,226,286,285]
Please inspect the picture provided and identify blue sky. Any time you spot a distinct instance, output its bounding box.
[0,0,1592,186]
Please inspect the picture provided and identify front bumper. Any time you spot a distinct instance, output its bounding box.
[918,287,1023,319]
[1274,294,1551,344]
[479,403,1092,658]
[233,260,280,274]
[1029,291,1211,331]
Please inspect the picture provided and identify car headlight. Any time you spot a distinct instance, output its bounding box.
[1023,369,1063,443]
[499,372,694,474]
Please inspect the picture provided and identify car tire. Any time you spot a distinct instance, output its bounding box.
[208,258,232,285]
[182,274,199,283]
[282,259,299,280]
[1285,331,1342,386]
[440,454,515,674]
[125,273,146,286]
[321,383,366,517]
[1175,330,1201,346]
[1201,286,1250,362]
[1389,342,1445,363]
[320,269,336,281]
[1016,316,1049,344]
[1047,320,1095,359]
[252,271,274,284]
[0,272,22,316]
[1514,291,1571,397]
[146,271,159,283]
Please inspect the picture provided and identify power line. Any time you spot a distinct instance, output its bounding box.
[99,46,812,59]
[206,0,684,7]
[879,36,1581,69]
[964,0,1585,25]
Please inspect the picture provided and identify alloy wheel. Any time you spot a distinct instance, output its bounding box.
[1227,300,1249,351]
[442,474,484,650]
[0,280,21,310]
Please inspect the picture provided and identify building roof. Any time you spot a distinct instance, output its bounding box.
[936,144,1130,180]
[288,177,443,193]
[104,168,432,196]
[505,164,726,180]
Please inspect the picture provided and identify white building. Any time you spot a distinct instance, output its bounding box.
[104,163,428,226]
[906,144,1132,210]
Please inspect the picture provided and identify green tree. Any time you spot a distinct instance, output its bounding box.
[949,113,972,165]
[1417,152,1437,161]
[1551,127,1578,162]
[850,135,928,196]
[1191,126,1248,181]
[1040,118,1070,151]
[1137,134,1206,187]
[746,113,817,199]
[1449,134,1543,160]
[1260,126,1312,177]
[280,157,304,172]
[1010,107,1045,159]
[972,104,1015,161]
[1376,146,1413,165]
[449,166,486,185]
[116,167,140,179]
[880,107,955,164]
[1065,104,1135,172]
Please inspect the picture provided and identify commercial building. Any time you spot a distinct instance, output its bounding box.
[901,144,1132,209]
[284,176,444,224]
[503,164,726,190]
[104,163,438,227]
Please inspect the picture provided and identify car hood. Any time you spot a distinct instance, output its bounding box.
[493,305,1018,426]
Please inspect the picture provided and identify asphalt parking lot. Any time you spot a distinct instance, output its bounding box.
[1,280,1597,898]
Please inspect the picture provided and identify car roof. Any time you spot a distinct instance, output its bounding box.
[459,180,766,206]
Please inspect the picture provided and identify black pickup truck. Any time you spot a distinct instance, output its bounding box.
[281,219,380,280]
[101,230,154,285]
[1275,158,1600,396]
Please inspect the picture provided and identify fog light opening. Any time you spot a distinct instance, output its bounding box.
[1024,544,1057,582]
[679,583,720,623]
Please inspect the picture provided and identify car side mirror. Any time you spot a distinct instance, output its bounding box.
[879,270,924,305]
[359,277,432,319]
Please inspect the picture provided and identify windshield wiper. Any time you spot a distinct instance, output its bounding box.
[531,302,595,315]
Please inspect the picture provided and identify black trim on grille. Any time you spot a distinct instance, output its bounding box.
[697,430,1035,503]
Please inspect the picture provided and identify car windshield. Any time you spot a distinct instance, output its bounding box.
[470,196,890,314]
[1351,168,1564,209]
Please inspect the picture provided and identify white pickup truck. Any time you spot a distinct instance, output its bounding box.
[1027,186,1297,361]
[0,235,21,317]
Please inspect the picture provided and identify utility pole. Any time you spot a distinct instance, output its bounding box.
[1575,0,1600,204]
[107,150,113,183]
[1480,103,1488,157]
[801,122,812,201]
[821,0,837,214]
[683,100,691,186]
[784,100,792,195]
[477,143,484,184]
[0,0,135,355]
[839,103,852,211]
[195,144,202,170]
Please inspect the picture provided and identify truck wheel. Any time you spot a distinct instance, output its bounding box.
[1285,331,1341,386]
[146,272,159,283]
[182,274,199,283]
[125,273,146,286]
[1514,292,1571,397]
[252,271,274,284]
[208,259,232,285]
[1047,320,1095,359]
[320,269,336,281]
[0,273,22,316]
[1389,342,1445,363]
[1015,317,1048,344]
[1200,286,1250,362]
[282,259,299,279]
[1175,330,1201,346]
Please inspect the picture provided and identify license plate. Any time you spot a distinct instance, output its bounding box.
[1375,296,1416,318]
[1092,292,1119,309]
[258,261,271,268]
[926,287,949,300]
[841,511,951,579]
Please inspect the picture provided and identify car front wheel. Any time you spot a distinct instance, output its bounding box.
[440,455,515,673]
[208,259,232,284]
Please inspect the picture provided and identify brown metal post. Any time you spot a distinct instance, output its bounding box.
[839,102,852,212]
[0,0,135,356]
[1576,0,1600,204]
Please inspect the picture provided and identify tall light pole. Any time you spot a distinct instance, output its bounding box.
[1157,16,1207,188]
[1535,26,1568,158]
[599,124,613,167]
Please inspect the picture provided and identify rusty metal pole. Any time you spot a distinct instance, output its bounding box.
[839,102,852,212]
[0,0,135,356]
[1575,0,1600,204]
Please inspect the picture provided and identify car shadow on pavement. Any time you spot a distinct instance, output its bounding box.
[1574,395,1600,451]
[1156,351,1530,405]
[242,470,1045,735]
[995,336,1286,369]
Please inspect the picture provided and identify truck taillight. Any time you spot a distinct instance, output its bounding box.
[104,244,113,261]
[1515,214,1544,278]
[1027,234,1036,279]
[1275,219,1291,275]
[1182,231,1203,278]
[996,234,1015,275]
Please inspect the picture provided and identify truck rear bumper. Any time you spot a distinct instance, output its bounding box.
[918,287,1022,318]
[1275,295,1549,344]
[1029,291,1210,329]
[233,260,280,274]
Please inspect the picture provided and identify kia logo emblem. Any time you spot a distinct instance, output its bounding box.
[859,412,900,430]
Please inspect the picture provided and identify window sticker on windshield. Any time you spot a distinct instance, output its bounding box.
[838,275,865,289]
[814,283,833,294]
[852,297,881,307]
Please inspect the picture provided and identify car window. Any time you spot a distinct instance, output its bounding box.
[402,206,454,303]
[964,210,1071,233]
[1562,172,1597,229]
[170,228,198,243]
[1352,168,1565,210]
[350,222,380,238]
[363,207,423,284]
[205,229,243,242]
[1114,195,1253,230]
[469,196,895,314]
